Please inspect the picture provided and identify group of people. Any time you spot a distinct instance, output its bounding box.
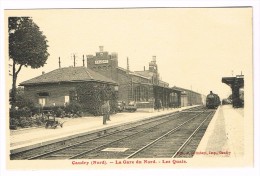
[101,100,111,125]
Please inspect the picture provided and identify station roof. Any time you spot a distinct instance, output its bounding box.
[117,67,151,80]
[152,85,182,93]
[222,75,244,87]
[134,70,153,79]
[173,86,201,94]
[20,66,118,86]
[222,77,236,87]
[171,86,183,93]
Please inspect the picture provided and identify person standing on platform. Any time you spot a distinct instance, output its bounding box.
[101,101,108,125]
[158,99,162,112]
[107,100,111,121]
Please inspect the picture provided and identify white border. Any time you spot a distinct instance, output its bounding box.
[0,0,259,176]
[0,0,259,9]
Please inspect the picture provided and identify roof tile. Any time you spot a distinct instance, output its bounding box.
[20,67,117,86]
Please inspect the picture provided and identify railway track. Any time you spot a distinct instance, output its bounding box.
[128,111,214,158]
[10,106,214,160]
[80,110,214,159]
[10,110,180,160]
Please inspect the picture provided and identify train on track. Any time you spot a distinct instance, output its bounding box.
[206,91,221,109]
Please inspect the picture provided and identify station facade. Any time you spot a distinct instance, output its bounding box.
[20,67,118,110]
[87,46,181,109]
[19,46,203,114]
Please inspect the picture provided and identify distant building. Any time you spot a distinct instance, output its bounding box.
[172,86,204,107]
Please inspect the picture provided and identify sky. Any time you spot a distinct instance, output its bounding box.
[5,8,253,99]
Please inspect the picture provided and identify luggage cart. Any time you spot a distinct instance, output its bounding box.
[43,110,64,129]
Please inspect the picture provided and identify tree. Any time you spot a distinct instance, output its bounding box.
[75,82,117,116]
[9,17,49,108]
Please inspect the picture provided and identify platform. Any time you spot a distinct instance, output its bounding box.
[9,106,194,152]
[195,105,244,158]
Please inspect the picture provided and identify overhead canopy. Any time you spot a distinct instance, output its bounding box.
[222,77,236,87]
[222,75,244,88]
[171,87,182,94]
[153,85,182,94]
[172,86,199,94]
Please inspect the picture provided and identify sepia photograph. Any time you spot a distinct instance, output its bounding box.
[1,0,260,176]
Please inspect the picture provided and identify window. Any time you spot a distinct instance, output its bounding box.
[65,96,70,103]
[37,92,49,106]
[69,91,78,102]
[39,98,46,107]
[134,86,148,102]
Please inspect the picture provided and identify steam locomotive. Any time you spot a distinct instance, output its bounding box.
[206,91,221,109]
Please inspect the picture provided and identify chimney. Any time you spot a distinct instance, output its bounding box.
[58,57,61,68]
[99,46,104,52]
[74,54,76,67]
[127,57,129,71]
[83,55,85,67]
[152,56,156,62]
[42,71,45,75]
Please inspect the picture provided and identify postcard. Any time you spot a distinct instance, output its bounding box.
[1,1,259,176]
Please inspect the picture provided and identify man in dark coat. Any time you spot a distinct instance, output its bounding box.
[101,101,108,125]
[107,101,111,121]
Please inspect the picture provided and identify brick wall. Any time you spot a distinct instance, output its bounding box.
[24,83,76,107]
[87,51,118,82]
[117,69,131,103]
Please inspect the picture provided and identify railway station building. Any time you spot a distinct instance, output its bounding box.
[19,67,118,115]
[20,46,203,114]
[87,46,182,109]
